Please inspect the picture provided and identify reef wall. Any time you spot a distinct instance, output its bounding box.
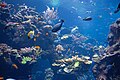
[92,18,120,80]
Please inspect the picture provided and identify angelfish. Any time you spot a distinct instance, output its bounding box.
[52,19,64,32]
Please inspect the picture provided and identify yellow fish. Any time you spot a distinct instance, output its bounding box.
[12,64,18,69]
[35,46,40,49]
[27,31,34,39]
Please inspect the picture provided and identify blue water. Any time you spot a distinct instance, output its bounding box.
[1,0,120,80]
[5,0,120,45]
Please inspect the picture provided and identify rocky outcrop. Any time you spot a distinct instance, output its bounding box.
[108,18,120,46]
[92,18,120,80]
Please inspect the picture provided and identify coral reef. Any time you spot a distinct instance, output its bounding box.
[92,18,120,80]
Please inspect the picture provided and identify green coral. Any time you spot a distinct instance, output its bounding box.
[21,60,27,64]
[21,56,32,64]
[73,61,80,68]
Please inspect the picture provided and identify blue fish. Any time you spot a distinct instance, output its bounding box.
[52,19,64,32]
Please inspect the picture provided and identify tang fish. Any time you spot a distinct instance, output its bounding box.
[52,19,64,32]
[27,31,34,39]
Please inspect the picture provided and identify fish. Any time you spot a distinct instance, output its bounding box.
[52,19,64,32]
[35,46,40,49]
[114,3,120,13]
[83,17,92,21]
[71,26,78,33]
[45,32,49,36]
[12,64,18,69]
[27,31,34,39]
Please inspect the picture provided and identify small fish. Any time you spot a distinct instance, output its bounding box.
[27,31,34,39]
[114,3,120,13]
[12,64,18,69]
[34,38,36,41]
[45,32,49,36]
[52,19,64,32]
[83,17,92,21]
[35,46,40,49]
